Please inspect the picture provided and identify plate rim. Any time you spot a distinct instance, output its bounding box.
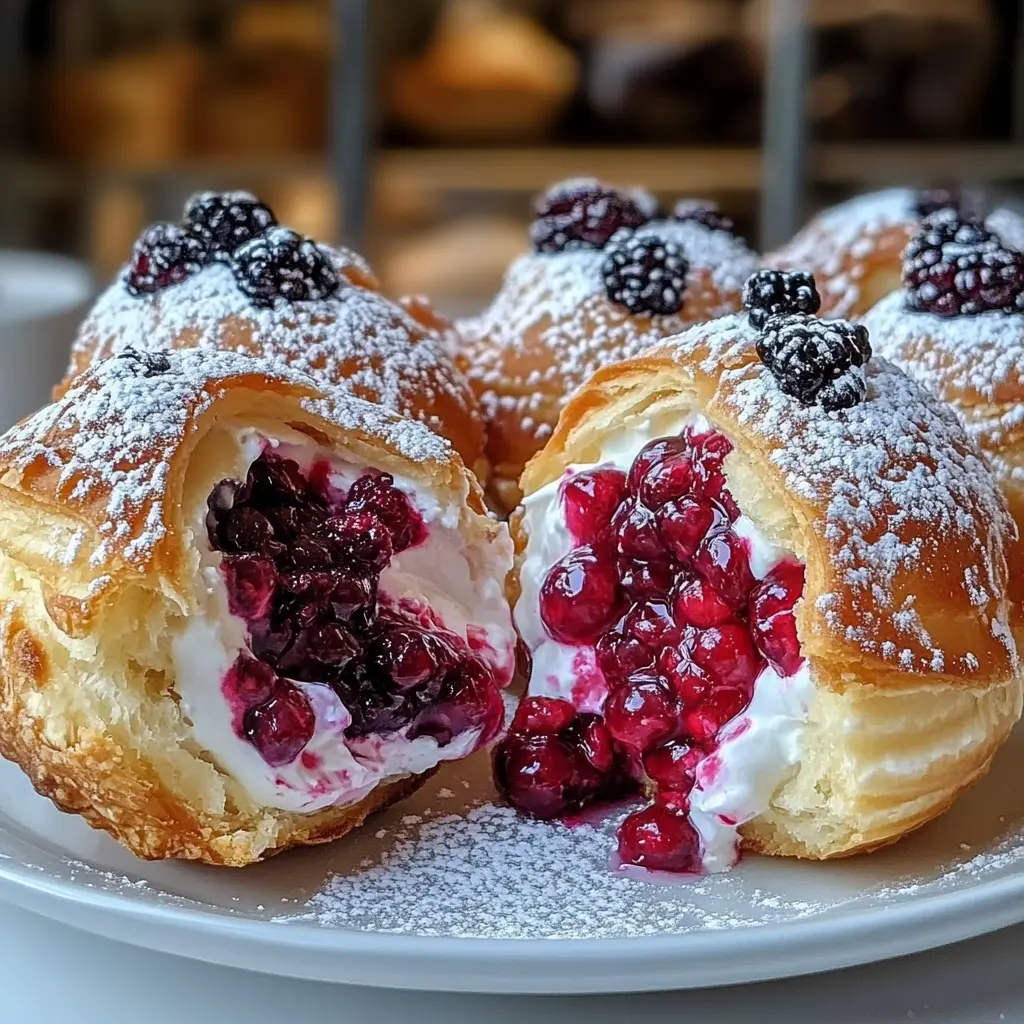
[2,837,1024,994]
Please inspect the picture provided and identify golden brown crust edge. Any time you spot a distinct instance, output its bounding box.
[0,602,429,865]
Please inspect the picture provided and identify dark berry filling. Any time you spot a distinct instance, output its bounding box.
[124,222,209,295]
[207,449,504,771]
[499,425,807,872]
[494,697,630,819]
[184,190,278,257]
[902,209,1024,317]
[602,231,688,316]
[530,180,653,254]
[743,269,821,331]
[231,227,340,307]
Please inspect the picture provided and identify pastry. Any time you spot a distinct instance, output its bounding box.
[61,191,488,482]
[459,180,758,512]
[862,207,1024,606]
[768,188,1024,320]
[496,272,1022,874]
[0,349,516,865]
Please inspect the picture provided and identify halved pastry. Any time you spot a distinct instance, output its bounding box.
[0,349,515,865]
[768,187,1024,320]
[458,180,759,512]
[59,190,488,481]
[497,285,1022,874]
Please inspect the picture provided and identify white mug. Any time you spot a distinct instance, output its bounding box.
[0,251,94,431]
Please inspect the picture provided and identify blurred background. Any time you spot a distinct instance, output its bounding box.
[2,0,1024,316]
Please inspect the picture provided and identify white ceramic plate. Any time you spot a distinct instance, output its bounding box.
[1,726,1023,995]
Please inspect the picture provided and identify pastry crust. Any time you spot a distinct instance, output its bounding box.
[768,190,1024,322]
[518,313,1023,860]
[460,218,758,512]
[863,289,1024,627]
[0,349,506,865]
[60,247,488,483]
[766,189,917,319]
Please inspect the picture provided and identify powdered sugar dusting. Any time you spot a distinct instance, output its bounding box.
[278,794,1024,939]
[0,348,449,572]
[667,314,1017,674]
[461,220,757,443]
[292,803,826,937]
[70,250,476,442]
[863,290,1024,478]
[769,189,914,317]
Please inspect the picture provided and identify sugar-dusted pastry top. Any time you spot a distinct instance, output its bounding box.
[767,189,917,318]
[524,313,1019,684]
[62,249,484,471]
[864,290,1024,467]
[0,348,451,580]
[460,218,759,452]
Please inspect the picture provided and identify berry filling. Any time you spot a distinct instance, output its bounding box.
[505,419,808,873]
[202,445,508,790]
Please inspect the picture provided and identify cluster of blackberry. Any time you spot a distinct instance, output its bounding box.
[529,181,739,317]
[123,191,339,307]
[902,208,1024,317]
[742,270,872,411]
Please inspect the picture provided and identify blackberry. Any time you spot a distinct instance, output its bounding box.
[602,230,688,316]
[672,199,734,234]
[757,314,871,411]
[530,179,653,253]
[114,348,171,376]
[184,190,277,257]
[743,269,820,330]
[231,227,339,306]
[902,210,1024,317]
[123,222,208,295]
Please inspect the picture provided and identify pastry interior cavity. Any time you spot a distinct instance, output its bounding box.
[507,413,812,873]
[173,425,516,813]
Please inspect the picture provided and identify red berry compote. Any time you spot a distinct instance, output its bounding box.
[501,414,812,873]
[173,426,516,813]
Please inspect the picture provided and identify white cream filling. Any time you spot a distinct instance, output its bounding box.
[515,413,813,872]
[173,428,516,814]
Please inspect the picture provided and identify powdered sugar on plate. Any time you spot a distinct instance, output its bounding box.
[290,803,827,938]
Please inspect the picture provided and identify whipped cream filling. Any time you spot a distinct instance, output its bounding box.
[516,413,814,872]
[173,427,516,814]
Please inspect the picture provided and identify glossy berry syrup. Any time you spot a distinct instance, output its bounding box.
[496,425,806,872]
[207,450,505,769]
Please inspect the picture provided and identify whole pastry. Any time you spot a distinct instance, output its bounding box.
[497,280,1022,874]
[61,191,488,481]
[0,349,515,865]
[459,180,759,511]
[768,187,1024,320]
